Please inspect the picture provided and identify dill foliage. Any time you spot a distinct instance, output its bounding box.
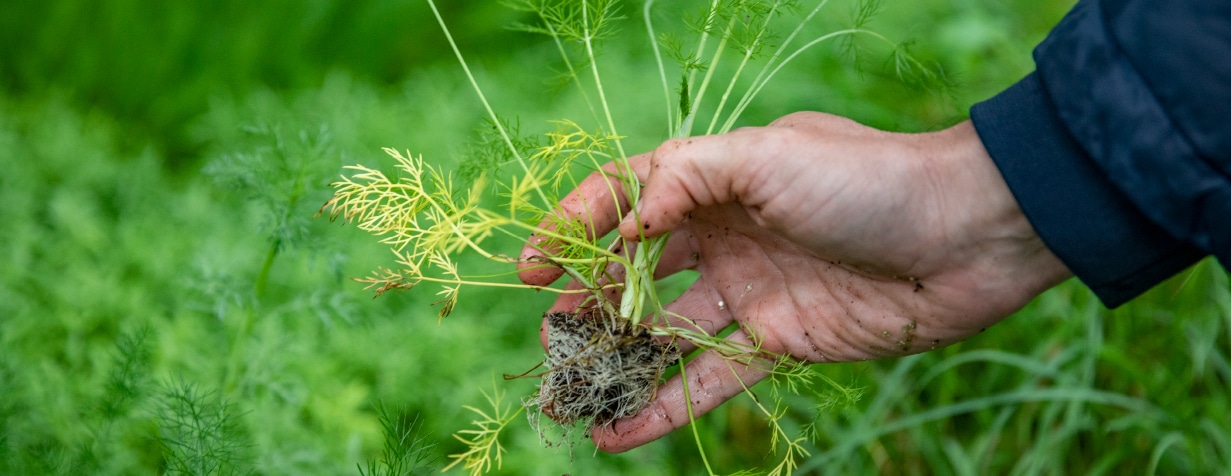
[320,0,947,474]
[204,123,342,297]
[3,1,1229,475]
[357,404,438,476]
[101,326,156,420]
[154,380,253,476]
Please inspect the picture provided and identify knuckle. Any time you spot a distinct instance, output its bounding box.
[658,137,689,151]
[769,111,861,132]
[652,138,688,165]
[769,110,825,127]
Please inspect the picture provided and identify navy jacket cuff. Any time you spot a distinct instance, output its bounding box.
[970,73,1205,308]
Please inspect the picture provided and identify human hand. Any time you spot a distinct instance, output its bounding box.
[518,112,1071,452]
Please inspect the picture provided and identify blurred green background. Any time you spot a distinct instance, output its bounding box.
[2,0,1229,474]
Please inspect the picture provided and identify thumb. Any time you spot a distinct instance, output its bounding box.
[617,134,747,240]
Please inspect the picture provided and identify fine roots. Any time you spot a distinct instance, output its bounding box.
[530,310,680,436]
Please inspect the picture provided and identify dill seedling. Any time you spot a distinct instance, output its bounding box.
[100,325,155,420]
[357,403,438,476]
[154,380,253,476]
[0,347,24,474]
[0,325,162,475]
[203,119,346,394]
[204,123,338,298]
[442,385,522,476]
[323,0,944,473]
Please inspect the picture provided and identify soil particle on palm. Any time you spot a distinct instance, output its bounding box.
[532,310,680,433]
[896,320,917,352]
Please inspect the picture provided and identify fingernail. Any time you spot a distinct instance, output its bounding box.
[620,201,644,231]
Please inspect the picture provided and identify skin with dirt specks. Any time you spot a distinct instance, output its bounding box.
[519,112,1071,453]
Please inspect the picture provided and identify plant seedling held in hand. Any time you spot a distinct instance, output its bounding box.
[322,1,943,474]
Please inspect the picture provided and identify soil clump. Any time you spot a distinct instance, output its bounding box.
[533,310,680,433]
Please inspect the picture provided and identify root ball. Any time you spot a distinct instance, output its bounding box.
[533,310,679,433]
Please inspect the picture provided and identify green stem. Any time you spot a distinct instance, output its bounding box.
[727,29,877,130]
[621,234,669,326]
[500,217,631,266]
[723,0,835,132]
[643,0,674,133]
[425,0,550,209]
[541,14,602,127]
[254,239,279,298]
[706,1,783,135]
[687,14,735,137]
[687,0,724,103]
[412,273,599,295]
[679,361,717,476]
[705,50,753,136]
[222,307,255,394]
[225,237,280,394]
[581,1,626,161]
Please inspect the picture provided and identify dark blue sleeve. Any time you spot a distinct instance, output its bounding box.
[969,0,1230,308]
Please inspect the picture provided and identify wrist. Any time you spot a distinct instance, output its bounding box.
[923,121,1072,317]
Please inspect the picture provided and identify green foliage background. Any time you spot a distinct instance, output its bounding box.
[2,0,1228,474]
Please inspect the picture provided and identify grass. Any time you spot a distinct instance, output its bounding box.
[2,0,1228,474]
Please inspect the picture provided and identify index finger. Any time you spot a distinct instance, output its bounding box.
[517,155,650,286]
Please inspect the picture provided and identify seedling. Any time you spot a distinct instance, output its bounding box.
[322,0,936,473]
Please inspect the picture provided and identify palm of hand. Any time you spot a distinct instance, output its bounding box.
[662,201,946,364]
[520,112,1069,452]
[586,199,984,452]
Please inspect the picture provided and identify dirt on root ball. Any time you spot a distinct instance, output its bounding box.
[534,310,680,433]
